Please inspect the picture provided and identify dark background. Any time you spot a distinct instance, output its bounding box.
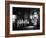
[12,7,40,31]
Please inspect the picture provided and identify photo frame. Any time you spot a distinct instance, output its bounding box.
[5,1,45,37]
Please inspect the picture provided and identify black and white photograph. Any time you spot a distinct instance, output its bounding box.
[12,7,40,31]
